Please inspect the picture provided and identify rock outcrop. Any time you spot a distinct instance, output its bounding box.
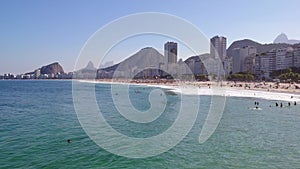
[40,62,64,75]
[273,33,300,44]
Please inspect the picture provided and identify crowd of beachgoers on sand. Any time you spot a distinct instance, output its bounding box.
[86,79,300,95]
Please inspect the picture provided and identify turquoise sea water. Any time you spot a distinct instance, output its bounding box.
[0,80,299,168]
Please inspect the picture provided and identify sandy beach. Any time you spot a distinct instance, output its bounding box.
[77,79,300,102]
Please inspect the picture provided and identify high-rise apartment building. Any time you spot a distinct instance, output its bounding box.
[293,48,300,67]
[259,54,271,78]
[210,36,227,61]
[276,48,288,70]
[164,42,178,64]
[232,46,257,73]
[243,54,256,74]
[210,36,230,77]
[254,47,295,79]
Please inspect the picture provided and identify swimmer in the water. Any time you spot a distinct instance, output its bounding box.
[67,139,72,143]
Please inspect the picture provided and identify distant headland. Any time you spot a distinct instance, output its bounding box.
[1,62,73,80]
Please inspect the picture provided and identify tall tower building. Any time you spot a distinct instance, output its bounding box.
[293,47,300,67]
[164,42,178,64]
[232,46,257,73]
[210,36,227,61]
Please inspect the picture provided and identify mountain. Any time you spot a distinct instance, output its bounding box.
[273,33,300,44]
[97,47,165,78]
[101,47,164,72]
[72,61,97,79]
[227,39,292,57]
[184,53,210,63]
[99,61,114,69]
[85,61,97,70]
[75,61,97,73]
[40,62,64,74]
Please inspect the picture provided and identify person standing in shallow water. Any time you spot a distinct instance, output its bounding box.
[295,101,297,106]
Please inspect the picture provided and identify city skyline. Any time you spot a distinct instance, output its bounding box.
[3,35,300,82]
[1,0,300,74]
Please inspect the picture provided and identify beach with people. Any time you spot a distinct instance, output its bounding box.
[78,79,300,102]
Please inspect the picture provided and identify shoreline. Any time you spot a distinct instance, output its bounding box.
[76,79,300,102]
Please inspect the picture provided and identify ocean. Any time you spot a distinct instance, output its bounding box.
[0,80,299,168]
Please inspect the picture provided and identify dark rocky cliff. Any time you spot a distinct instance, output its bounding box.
[40,62,64,74]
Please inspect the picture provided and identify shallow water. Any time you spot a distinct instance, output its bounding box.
[0,80,299,168]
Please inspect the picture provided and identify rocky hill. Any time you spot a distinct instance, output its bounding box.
[97,47,165,78]
[227,39,292,57]
[274,33,300,44]
[101,47,164,72]
[75,61,97,73]
[40,62,64,74]
[84,61,97,71]
[72,61,97,79]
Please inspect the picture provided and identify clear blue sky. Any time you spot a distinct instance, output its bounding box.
[0,0,299,74]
